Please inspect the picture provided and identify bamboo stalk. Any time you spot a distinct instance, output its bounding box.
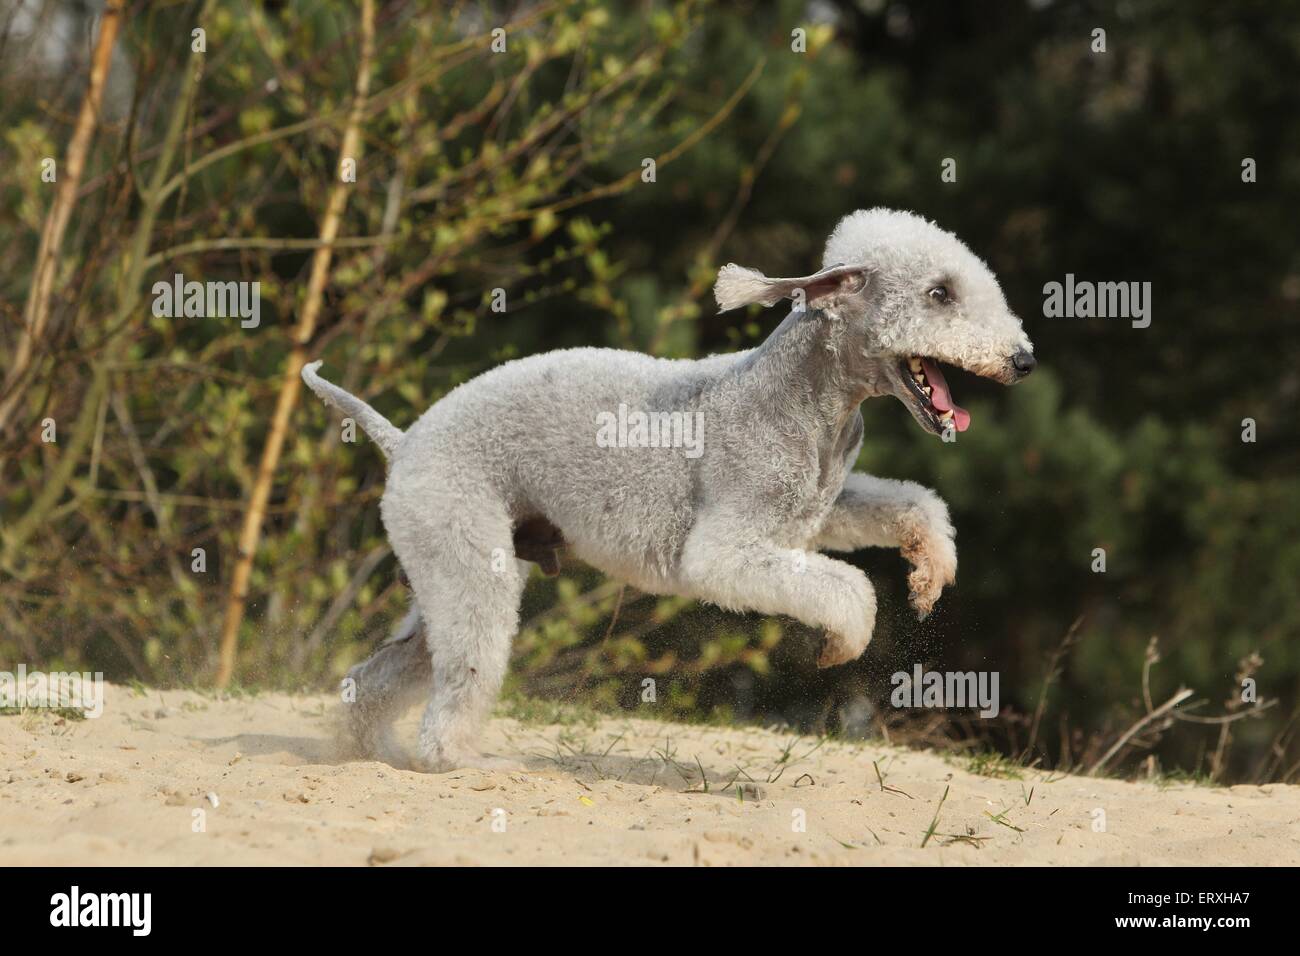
[0,1,124,435]
[214,0,377,687]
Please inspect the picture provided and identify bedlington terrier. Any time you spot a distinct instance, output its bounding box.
[303,207,1036,772]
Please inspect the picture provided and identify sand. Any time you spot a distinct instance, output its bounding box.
[2,683,1298,866]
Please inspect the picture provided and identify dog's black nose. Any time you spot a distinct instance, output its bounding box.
[1011,350,1036,375]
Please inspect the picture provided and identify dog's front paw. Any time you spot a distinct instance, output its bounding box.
[818,631,862,668]
[817,586,877,668]
[902,527,956,619]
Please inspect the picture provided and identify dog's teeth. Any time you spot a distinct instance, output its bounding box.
[922,386,932,396]
[939,409,954,420]
[908,357,923,373]
[912,373,926,384]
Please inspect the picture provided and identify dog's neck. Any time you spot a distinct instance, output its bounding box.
[734,307,890,420]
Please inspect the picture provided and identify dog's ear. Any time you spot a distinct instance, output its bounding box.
[713,262,867,313]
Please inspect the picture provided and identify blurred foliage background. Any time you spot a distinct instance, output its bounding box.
[1,0,1297,783]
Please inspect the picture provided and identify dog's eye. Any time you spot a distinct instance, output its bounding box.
[928,285,950,304]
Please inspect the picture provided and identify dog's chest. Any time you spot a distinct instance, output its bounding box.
[815,407,863,504]
[769,408,863,537]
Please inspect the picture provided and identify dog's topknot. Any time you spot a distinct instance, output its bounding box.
[821,208,968,271]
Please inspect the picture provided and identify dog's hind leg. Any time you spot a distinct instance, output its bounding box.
[384,482,526,773]
[341,605,432,767]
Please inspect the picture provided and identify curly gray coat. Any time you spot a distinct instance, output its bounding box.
[303,208,1036,772]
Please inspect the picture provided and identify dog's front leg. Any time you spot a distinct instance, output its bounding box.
[679,511,877,667]
[813,473,956,619]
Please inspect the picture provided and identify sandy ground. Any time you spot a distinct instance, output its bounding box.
[2,683,1298,866]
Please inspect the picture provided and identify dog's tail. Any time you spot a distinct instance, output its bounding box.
[301,360,403,458]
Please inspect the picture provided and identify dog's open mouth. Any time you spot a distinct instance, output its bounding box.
[900,356,972,433]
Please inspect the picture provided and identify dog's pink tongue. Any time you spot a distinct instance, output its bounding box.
[920,359,971,432]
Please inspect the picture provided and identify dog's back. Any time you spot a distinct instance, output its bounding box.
[385,347,736,592]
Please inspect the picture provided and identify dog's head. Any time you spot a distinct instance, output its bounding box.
[714,208,1035,437]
